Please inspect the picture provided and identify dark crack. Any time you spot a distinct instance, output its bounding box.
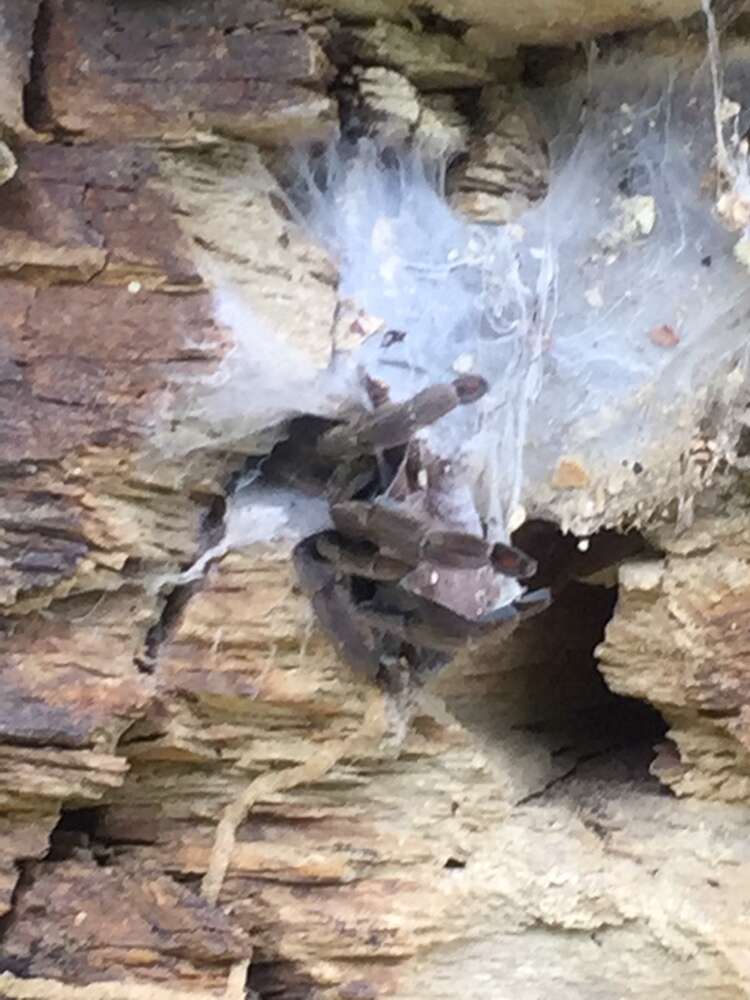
[133,469,242,675]
[134,580,197,675]
[23,0,52,133]
[0,855,39,962]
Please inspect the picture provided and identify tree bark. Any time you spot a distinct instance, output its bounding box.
[1,2,749,999]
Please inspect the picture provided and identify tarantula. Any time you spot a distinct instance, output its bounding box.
[263,370,550,686]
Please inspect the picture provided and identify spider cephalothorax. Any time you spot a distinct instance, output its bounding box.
[266,373,549,687]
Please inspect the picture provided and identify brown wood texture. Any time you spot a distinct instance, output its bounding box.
[1,2,750,999]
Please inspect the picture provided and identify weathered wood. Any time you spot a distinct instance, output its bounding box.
[35,0,336,144]
[0,858,249,990]
[599,503,750,801]
[0,3,337,988]
[0,0,40,135]
[1,1,750,998]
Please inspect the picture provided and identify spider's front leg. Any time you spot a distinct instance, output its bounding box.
[420,529,538,579]
[312,530,411,583]
[292,536,382,679]
[317,375,489,460]
[329,500,425,566]
[356,586,552,655]
[330,500,539,581]
[355,601,474,653]
[482,587,551,624]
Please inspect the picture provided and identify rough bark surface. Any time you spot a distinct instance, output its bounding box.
[297,0,702,52]
[0,0,40,136]
[32,0,336,145]
[1,1,750,999]
[600,503,750,802]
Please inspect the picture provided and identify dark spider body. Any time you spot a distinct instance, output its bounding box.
[281,373,550,685]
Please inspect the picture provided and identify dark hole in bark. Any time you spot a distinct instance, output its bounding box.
[439,519,669,798]
[248,959,323,1000]
[410,5,471,36]
[46,807,106,862]
[23,0,53,132]
[45,805,153,865]
[520,42,588,88]
[516,520,668,790]
[737,423,750,458]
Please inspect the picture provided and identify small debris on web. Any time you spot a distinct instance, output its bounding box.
[551,457,591,491]
[597,194,657,252]
[648,324,680,349]
[332,299,386,354]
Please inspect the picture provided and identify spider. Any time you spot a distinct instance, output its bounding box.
[264,373,550,686]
